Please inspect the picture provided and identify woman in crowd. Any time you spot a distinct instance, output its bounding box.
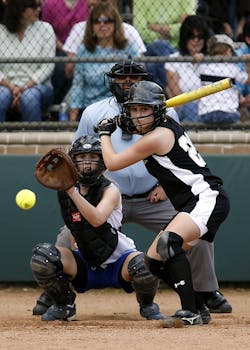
[41,0,88,104]
[69,1,139,121]
[165,15,210,122]
[0,0,56,122]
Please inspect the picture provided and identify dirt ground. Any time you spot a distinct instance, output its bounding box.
[0,284,249,350]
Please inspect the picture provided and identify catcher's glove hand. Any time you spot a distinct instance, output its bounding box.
[94,117,118,137]
[35,148,78,191]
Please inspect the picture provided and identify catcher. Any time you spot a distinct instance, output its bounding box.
[30,135,163,321]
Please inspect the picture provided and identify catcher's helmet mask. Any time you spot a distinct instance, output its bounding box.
[118,81,167,135]
[69,135,105,186]
[106,59,149,104]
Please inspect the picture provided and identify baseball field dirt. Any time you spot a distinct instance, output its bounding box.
[0,284,249,350]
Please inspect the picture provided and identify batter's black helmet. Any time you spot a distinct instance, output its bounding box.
[69,135,105,186]
[118,81,166,134]
[106,60,149,103]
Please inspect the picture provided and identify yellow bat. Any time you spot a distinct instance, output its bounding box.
[166,78,232,108]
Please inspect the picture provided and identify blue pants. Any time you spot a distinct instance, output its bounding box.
[145,40,176,88]
[72,249,135,294]
[201,110,240,124]
[178,102,201,122]
[0,84,53,122]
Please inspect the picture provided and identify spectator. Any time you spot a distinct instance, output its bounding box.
[197,0,234,38]
[31,135,163,322]
[198,0,250,41]
[63,0,146,80]
[235,1,250,41]
[236,19,250,116]
[133,0,197,47]
[0,0,55,122]
[197,34,250,124]
[132,1,197,88]
[164,15,210,122]
[41,0,89,105]
[69,1,140,121]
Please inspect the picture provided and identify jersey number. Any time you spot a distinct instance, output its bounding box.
[178,133,206,167]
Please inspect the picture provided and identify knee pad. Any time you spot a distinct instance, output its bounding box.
[156,231,184,261]
[30,243,63,284]
[128,253,159,306]
[144,255,166,281]
[30,243,75,305]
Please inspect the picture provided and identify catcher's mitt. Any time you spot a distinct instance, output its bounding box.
[35,148,78,191]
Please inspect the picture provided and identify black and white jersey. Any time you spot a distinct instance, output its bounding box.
[145,118,223,212]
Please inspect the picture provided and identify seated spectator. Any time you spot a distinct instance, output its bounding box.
[133,0,196,47]
[138,1,197,89]
[41,0,88,104]
[69,1,140,121]
[197,0,235,38]
[0,0,56,122]
[197,34,250,124]
[197,0,250,41]
[145,40,177,88]
[236,20,250,114]
[63,0,145,80]
[164,15,210,122]
[235,4,250,41]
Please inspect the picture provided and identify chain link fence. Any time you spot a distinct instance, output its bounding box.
[1,0,250,127]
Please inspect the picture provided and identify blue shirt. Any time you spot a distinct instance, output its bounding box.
[73,97,180,196]
[236,43,250,96]
[70,43,139,109]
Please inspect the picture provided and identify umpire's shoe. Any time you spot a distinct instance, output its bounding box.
[32,292,54,315]
[41,303,76,321]
[204,291,232,313]
[162,310,203,328]
[140,302,164,320]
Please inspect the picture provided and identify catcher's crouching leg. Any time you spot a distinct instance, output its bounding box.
[30,243,76,321]
[128,253,164,320]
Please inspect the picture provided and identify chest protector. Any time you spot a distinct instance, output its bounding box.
[57,177,118,267]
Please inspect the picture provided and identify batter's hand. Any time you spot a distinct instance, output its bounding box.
[95,117,118,137]
[148,185,167,203]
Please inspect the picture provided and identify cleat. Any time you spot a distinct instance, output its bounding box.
[140,302,164,320]
[161,309,203,328]
[198,304,211,324]
[41,304,76,321]
[33,292,54,315]
[205,291,232,313]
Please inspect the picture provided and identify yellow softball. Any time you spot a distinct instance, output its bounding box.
[16,189,36,210]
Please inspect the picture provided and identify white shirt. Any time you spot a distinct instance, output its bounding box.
[164,51,201,92]
[0,21,56,85]
[196,62,248,114]
[63,21,146,55]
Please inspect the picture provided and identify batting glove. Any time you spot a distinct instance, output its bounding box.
[95,117,118,137]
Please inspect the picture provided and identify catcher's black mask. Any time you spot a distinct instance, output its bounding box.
[69,135,105,186]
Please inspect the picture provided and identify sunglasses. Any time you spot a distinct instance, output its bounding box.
[92,17,115,24]
[189,34,205,40]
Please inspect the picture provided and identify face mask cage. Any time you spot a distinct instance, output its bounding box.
[106,61,149,103]
[73,158,105,186]
[118,104,166,134]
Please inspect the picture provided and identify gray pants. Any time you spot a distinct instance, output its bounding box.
[56,197,218,292]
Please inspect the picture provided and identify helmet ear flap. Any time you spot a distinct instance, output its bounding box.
[117,113,137,134]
